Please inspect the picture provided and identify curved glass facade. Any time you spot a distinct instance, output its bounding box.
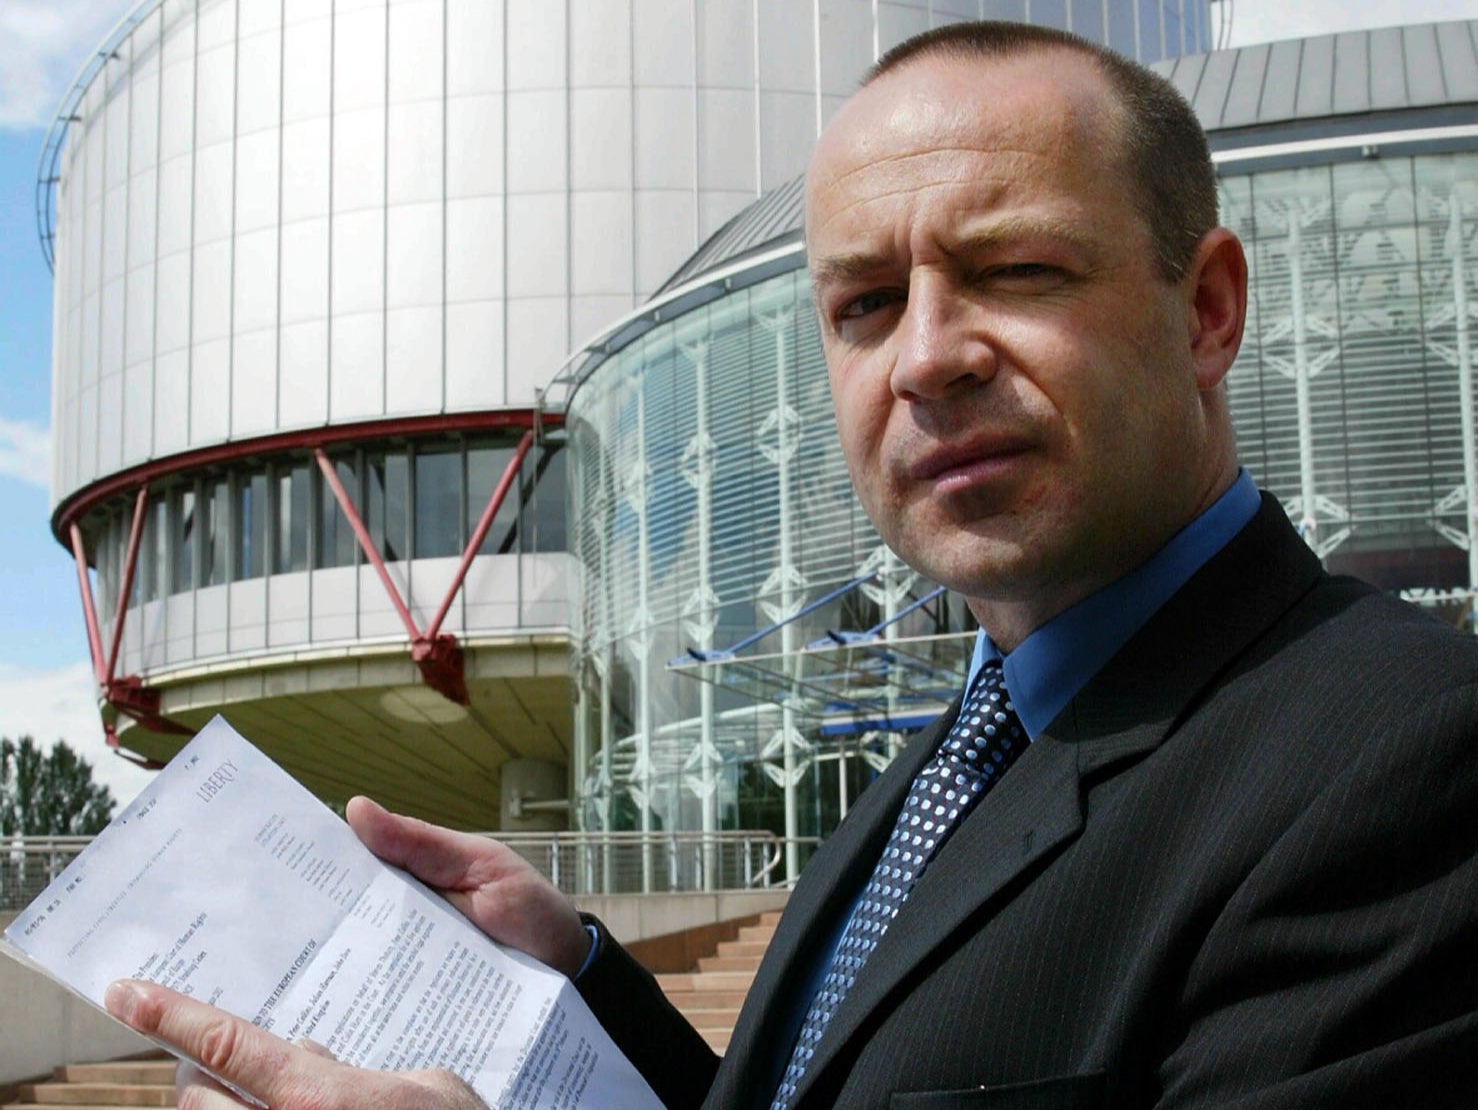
[568,148,1478,878]
[568,270,977,880]
[1223,154,1477,616]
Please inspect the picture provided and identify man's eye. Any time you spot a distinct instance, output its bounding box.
[837,290,899,320]
[988,263,1060,283]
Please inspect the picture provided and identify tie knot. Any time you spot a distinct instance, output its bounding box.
[942,664,1023,765]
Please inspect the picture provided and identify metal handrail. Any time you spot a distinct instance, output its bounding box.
[0,830,789,911]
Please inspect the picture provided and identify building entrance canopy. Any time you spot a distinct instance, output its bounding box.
[668,575,972,738]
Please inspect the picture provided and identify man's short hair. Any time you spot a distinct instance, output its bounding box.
[868,22,1217,282]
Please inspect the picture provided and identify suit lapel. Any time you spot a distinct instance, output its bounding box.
[787,496,1325,1106]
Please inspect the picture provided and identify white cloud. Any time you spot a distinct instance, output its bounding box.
[0,0,140,131]
[0,414,50,489]
[0,660,155,809]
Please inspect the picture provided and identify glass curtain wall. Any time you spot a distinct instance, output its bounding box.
[570,270,975,883]
[1223,152,1478,625]
[571,149,1477,875]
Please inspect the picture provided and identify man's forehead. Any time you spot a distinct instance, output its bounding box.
[808,49,1113,189]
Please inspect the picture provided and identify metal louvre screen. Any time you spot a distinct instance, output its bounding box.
[1222,153,1477,599]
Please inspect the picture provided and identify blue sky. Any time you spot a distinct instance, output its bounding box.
[1,0,1475,808]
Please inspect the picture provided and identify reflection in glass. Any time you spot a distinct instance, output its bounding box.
[367,452,409,563]
[173,486,196,592]
[317,456,359,569]
[239,473,269,580]
[276,464,310,574]
[469,443,520,555]
[414,448,462,559]
[205,479,231,587]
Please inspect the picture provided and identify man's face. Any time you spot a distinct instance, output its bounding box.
[805,51,1230,645]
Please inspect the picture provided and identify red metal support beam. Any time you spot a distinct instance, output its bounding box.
[313,447,423,642]
[105,485,150,686]
[424,429,534,641]
[71,504,191,750]
[69,522,108,687]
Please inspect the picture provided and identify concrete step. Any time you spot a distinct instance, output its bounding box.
[735,924,778,944]
[714,940,770,958]
[51,1066,174,1087]
[665,988,751,1008]
[656,969,757,994]
[14,1084,174,1106]
[696,954,766,973]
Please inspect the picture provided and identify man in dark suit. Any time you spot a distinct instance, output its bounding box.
[106,21,1476,1110]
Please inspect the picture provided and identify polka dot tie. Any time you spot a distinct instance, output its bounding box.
[770,663,1027,1109]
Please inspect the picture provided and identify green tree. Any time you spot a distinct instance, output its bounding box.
[0,736,116,836]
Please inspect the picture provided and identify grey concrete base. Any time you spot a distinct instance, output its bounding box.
[0,890,791,1084]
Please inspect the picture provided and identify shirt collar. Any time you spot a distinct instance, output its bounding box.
[967,470,1261,739]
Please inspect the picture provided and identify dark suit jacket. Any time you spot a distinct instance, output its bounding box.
[578,497,1478,1109]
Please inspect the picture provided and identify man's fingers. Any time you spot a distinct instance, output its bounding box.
[177,1061,252,1110]
[105,980,313,1105]
[346,796,505,890]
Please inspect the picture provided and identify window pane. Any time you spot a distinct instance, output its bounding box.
[469,443,520,554]
[316,456,360,569]
[526,442,567,553]
[276,464,311,574]
[367,451,409,563]
[414,447,463,559]
[239,472,269,580]
[173,486,196,592]
[205,478,231,586]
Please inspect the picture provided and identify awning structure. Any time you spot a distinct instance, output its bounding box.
[666,575,974,736]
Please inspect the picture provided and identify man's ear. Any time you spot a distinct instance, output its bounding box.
[1184,227,1248,392]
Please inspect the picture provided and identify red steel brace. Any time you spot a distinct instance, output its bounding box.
[69,487,186,767]
[314,429,536,705]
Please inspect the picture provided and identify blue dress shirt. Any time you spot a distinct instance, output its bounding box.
[967,469,1261,739]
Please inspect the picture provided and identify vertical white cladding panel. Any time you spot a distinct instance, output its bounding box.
[635,87,694,192]
[386,202,444,309]
[446,0,506,95]
[697,0,754,88]
[506,193,568,298]
[153,348,190,456]
[758,0,815,92]
[634,0,695,86]
[231,327,277,436]
[506,0,566,91]
[507,90,569,194]
[571,0,632,87]
[279,320,330,428]
[696,88,754,193]
[233,223,278,334]
[570,89,633,192]
[446,195,505,302]
[387,101,444,205]
[507,297,571,401]
[570,192,633,296]
[190,334,230,443]
[446,302,505,409]
[386,304,444,411]
[235,131,281,235]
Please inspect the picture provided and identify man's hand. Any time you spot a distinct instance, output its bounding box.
[104,980,487,1110]
[345,796,591,978]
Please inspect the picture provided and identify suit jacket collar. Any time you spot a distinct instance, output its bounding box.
[713,496,1324,1109]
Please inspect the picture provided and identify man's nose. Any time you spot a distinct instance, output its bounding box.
[889,277,996,401]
